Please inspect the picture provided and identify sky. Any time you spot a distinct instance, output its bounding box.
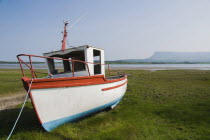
[1,0,210,61]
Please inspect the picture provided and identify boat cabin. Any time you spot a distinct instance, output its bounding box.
[43,45,105,78]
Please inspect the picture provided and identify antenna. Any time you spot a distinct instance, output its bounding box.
[67,13,88,30]
[61,13,88,51]
[61,21,68,51]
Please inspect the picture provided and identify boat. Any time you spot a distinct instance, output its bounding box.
[17,21,128,131]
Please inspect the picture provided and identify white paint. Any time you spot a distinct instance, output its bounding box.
[31,78,127,123]
[43,45,105,77]
[85,47,94,75]
[100,50,105,75]
[51,71,90,78]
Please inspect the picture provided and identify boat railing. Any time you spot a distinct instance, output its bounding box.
[17,54,123,79]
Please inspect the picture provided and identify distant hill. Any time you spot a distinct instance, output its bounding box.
[0,61,19,64]
[2,52,210,64]
[0,61,45,64]
[115,52,210,63]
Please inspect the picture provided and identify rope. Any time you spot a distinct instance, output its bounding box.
[67,39,72,48]
[6,79,34,140]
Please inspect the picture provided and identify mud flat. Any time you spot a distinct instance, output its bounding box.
[0,94,27,111]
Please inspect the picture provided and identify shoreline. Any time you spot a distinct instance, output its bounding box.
[109,67,210,71]
[1,63,210,70]
[1,67,210,71]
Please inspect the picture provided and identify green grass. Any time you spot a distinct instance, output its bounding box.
[0,69,25,96]
[1,70,210,139]
[0,69,47,97]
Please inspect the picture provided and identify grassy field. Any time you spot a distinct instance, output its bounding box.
[0,69,24,96]
[0,69,210,139]
[0,69,48,97]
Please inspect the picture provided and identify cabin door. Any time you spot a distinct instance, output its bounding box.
[93,49,101,75]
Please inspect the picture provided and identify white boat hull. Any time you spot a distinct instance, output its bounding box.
[30,78,127,131]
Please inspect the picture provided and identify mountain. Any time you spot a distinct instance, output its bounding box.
[116,52,210,63]
[2,52,210,64]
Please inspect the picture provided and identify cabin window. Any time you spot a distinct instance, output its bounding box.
[47,59,65,74]
[63,58,71,72]
[93,49,101,75]
[47,58,56,74]
[70,51,86,72]
[47,50,86,74]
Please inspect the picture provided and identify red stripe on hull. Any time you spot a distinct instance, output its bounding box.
[22,75,127,90]
[102,81,127,91]
[22,75,127,127]
[29,91,43,124]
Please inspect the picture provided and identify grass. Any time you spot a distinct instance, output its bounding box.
[0,69,47,97]
[1,69,210,139]
[0,69,25,97]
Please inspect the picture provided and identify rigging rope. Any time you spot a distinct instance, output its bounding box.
[6,79,34,140]
[67,39,72,48]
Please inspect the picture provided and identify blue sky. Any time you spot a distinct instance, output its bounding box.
[1,0,210,61]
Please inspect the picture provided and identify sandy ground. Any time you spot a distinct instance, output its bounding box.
[0,94,29,111]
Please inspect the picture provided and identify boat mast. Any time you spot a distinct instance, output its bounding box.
[61,21,68,51]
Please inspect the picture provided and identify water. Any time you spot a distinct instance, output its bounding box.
[1,63,210,70]
[0,64,47,69]
[110,64,210,70]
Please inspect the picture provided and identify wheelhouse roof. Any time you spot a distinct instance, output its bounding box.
[43,45,103,57]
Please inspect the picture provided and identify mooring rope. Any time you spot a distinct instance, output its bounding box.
[6,79,34,140]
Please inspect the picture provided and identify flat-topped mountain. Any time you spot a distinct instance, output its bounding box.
[116,52,210,63]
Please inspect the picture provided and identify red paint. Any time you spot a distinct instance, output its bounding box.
[22,75,127,90]
[17,54,109,65]
[61,21,68,51]
[22,80,43,124]
[17,54,111,79]
[29,56,36,79]
[22,74,127,126]
[102,81,127,91]
[29,91,43,124]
